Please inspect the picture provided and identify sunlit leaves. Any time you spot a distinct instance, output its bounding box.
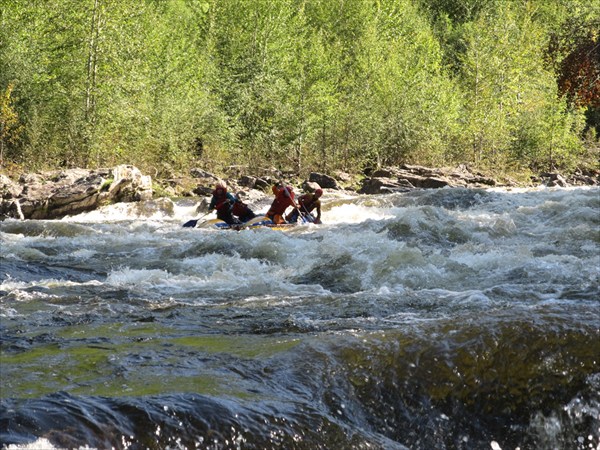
[0,0,595,176]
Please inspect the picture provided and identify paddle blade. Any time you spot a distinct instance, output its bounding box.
[182,219,198,228]
[300,213,315,224]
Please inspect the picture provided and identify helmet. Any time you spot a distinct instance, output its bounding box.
[215,180,227,190]
[314,188,323,198]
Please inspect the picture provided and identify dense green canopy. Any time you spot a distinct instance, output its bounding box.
[1,0,598,178]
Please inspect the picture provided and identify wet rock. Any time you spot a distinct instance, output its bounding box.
[253,177,271,190]
[235,188,267,204]
[540,172,569,187]
[537,170,600,187]
[568,169,600,186]
[190,168,218,180]
[359,177,413,195]
[110,165,153,202]
[134,197,175,217]
[371,168,396,178]
[192,185,214,197]
[239,175,258,188]
[334,171,352,183]
[397,173,450,189]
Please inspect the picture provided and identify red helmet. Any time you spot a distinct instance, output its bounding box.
[314,188,323,198]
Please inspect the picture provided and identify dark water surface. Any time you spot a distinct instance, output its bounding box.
[1,187,599,449]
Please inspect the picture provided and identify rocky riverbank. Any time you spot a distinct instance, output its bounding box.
[1,164,598,220]
[0,165,153,221]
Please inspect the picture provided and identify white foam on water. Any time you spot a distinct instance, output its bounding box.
[0,278,102,291]
[61,196,211,224]
[323,202,395,224]
[70,248,97,258]
[3,438,95,450]
[106,248,329,299]
[3,187,598,304]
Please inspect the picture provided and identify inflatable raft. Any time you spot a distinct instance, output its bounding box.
[195,215,298,231]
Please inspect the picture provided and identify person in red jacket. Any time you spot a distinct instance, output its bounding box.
[266,184,299,224]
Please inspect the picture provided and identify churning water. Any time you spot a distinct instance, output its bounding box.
[1,187,599,450]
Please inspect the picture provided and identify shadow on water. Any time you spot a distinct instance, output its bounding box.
[0,260,103,284]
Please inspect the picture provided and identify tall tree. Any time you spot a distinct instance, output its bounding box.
[0,0,595,176]
[457,1,585,171]
[368,0,461,167]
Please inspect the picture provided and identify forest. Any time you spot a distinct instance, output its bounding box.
[1,0,598,181]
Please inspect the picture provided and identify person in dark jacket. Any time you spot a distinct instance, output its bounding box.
[286,188,323,224]
[208,181,241,225]
[231,196,256,223]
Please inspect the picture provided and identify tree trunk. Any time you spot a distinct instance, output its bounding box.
[84,0,101,166]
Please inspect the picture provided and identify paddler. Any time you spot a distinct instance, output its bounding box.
[286,188,323,224]
[231,195,256,223]
[266,184,299,224]
[208,181,241,225]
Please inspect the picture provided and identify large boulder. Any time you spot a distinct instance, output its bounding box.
[359,164,497,194]
[0,165,152,220]
[309,172,340,190]
[301,180,322,193]
[358,177,414,195]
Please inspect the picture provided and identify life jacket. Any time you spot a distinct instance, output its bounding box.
[231,200,250,217]
[268,186,295,216]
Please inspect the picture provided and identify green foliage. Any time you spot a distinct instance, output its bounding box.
[0,0,595,178]
[449,1,587,172]
[367,0,462,167]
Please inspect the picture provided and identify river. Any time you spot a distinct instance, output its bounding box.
[1,186,599,450]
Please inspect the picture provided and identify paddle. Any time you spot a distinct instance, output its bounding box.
[182,211,211,228]
[296,196,320,224]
